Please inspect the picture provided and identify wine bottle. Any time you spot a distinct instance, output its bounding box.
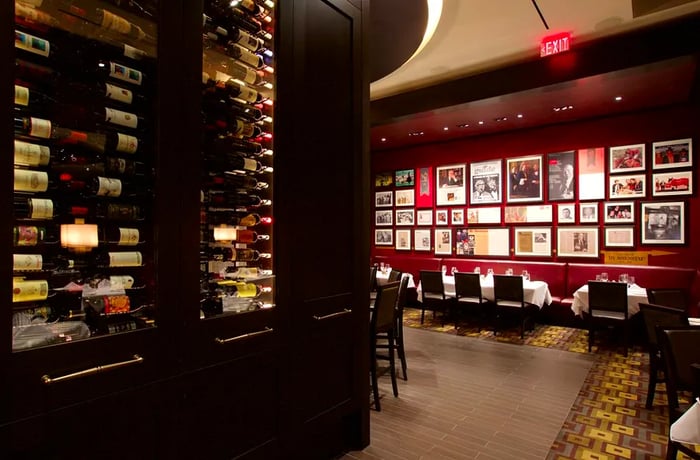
[102,227,143,246]
[203,14,264,52]
[15,1,61,29]
[95,202,144,221]
[96,251,143,267]
[211,227,269,243]
[205,172,268,190]
[204,151,264,173]
[204,2,263,35]
[104,0,157,19]
[12,278,49,302]
[13,225,59,246]
[204,113,261,138]
[205,211,267,226]
[205,191,269,208]
[83,295,131,315]
[208,279,267,298]
[86,176,150,198]
[223,266,273,279]
[208,135,263,156]
[14,197,90,219]
[13,254,86,272]
[15,58,58,85]
[14,168,50,193]
[206,247,269,262]
[14,83,57,114]
[15,28,53,61]
[52,153,147,178]
[202,57,266,86]
[202,74,264,104]
[216,41,264,69]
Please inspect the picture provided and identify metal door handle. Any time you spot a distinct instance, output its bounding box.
[215,326,273,344]
[41,354,144,385]
[313,308,352,321]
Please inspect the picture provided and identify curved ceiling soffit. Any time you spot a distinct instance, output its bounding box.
[369,0,442,84]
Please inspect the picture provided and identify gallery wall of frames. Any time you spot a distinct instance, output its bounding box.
[371,104,700,268]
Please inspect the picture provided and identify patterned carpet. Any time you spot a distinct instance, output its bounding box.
[403,307,698,460]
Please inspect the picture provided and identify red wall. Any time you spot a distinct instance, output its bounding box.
[371,104,700,269]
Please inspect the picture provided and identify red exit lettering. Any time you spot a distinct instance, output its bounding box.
[540,32,571,57]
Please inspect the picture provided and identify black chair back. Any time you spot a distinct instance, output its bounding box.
[387,269,402,283]
[370,266,378,291]
[647,288,688,310]
[396,276,409,315]
[420,270,445,300]
[639,302,688,348]
[493,275,524,305]
[588,281,628,317]
[371,281,400,334]
[454,272,482,301]
[658,326,700,421]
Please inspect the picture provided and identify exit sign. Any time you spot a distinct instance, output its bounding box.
[540,32,571,57]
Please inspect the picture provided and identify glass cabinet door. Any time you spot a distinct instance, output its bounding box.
[199,0,275,320]
[12,0,158,351]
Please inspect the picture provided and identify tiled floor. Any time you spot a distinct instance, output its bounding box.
[342,327,595,460]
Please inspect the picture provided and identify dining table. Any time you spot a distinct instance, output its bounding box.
[375,269,416,288]
[570,283,648,317]
[416,274,553,308]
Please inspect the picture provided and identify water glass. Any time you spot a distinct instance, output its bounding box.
[451,267,458,275]
[522,270,530,281]
[601,272,609,282]
[487,268,494,276]
[385,263,391,273]
[595,274,601,281]
[441,265,447,276]
[629,275,635,286]
[379,262,385,272]
[474,267,481,274]
[505,268,513,276]
[619,273,628,284]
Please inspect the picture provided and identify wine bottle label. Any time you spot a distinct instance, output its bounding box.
[123,44,146,60]
[109,62,143,86]
[14,85,29,106]
[103,295,131,314]
[14,140,51,166]
[105,108,138,129]
[239,214,261,226]
[110,275,134,289]
[106,203,140,220]
[15,226,41,246]
[12,279,49,302]
[15,30,50,58]
[235,283,258,298]
[14,169,49,193]
[237,87,259,104]
[29,117,51,138]
[101,10,132,35]
[96,177,123,197]
[108,157,127,173]
[108,251,142,267]
[13,254,43,271]
[243,158,258,171]
[236,45,263,68]
[105,83,134,105]
[118,228,140,246]
[28,198,53,218]
[237,31,261,52]
[116,133,138,154]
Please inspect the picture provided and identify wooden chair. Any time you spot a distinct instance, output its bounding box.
[370,281,400,411]
[587,281,629,356]
[387,268,402,283]
[493,275,537,339]
[454,272,488,331]
[638,302,688,409]
[667,363,700,460]
[658,326,700,422]
[419,270,455,324]
[647,288,689,310]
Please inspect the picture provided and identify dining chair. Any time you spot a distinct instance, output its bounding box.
[419,270,455,325]
[493,274,537,339]
[666,363,700,460]
[638,302,688,409]
[587,281,629,356]
[370,281,400,411]
[454,272,488,331]
[647,288,689,310]
[657,326,700,423]
[387,269,402,283]
[393,276,410,380]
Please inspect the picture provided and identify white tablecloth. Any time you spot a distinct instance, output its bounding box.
[671,401,700,445]
[570,283,648,317]
[416,274,552,308]
[376,270,416,288]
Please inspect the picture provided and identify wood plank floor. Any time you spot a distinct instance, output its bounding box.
[342,327,596,460]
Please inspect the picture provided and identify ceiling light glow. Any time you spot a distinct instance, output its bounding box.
[517,114,523,118]
[443,127,449,131]
[478,121,484,125]
[615,96,623,101]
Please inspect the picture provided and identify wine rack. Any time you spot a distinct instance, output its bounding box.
[199,0,275,318]
[11,0,158,350]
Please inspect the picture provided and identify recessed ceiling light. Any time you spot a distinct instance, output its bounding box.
[494,116,508,122]
[408,131,424,137]
[517,114,523,118]
[615,96,623,101]
[478,121,484,125]
[443,127,449,131]
[457,123,469,128]
[381,137,386,142]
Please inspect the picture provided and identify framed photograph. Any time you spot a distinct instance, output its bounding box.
[374,191,392,208]
[414,229,431,251]
[434,228,452,255]
[455,228,472,256]
[374,172,393,187]
[641,201,685,244]
[375,210,392,226]
[504,205,552,223]
[578,147,605,200]
[415,166,433,207]
[416,209,433,226]
[395,168,415,187]
[579,203,598,223]
[557,227,599,258]
[605,227,635,248]
[466,207,501,224]
[609,144,645,173]
[395,229,411,251]
[374,229,393,246]
[395,208,415,226]
[435,209,449,226]
[514,227,552,257]
[603,201,634,224]
[609,174,646,199]
[470,159,502,204]
[557,203,576,224]
[653,170,693,197]
[653,138,692,170]
[547,150,575,201]
[450,208,464,225]
[458,228,510,257]
[436,164,467,205]
[395,189,415,206]
[506,155,543,203]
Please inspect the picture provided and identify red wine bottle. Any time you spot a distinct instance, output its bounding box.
[15,58,58,86]
[203,14,264,52]
[13,225,59,246]
[211,227,269,243]
[14,197,90,220]
[206,247,269,262]
[205,172,268,190]
[204,3,263,35]
[205,191,270,208]
[14,139,51,167]
[95,202,144,221]
[207,135,263,156]
[205,211,268,226]
[202,74,264,104]
[205,153,264,173]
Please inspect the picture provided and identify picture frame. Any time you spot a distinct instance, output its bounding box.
[514,227,552,257]
[415,166,434,208]
[458,228,510,257]
[609,144,646,173]
[395,188,415,206]
[557,203,576,224]
[603,201,635,224]
[577,147,605,200]
[547,150,576,201]
[395,208,415,226]
[436,164,467,205]
[469,159,502,204]
[434,228,452,255]
[395,168,415,187]
[414,229,431,251]
[557,227,599,258]
[604,227,635,248]
[450,208,464,225]
[395,229,411,251]
[506,155,543,203]
[466,207,501,224]
[609,173,646,199]
[504,205,552,223]
[374,191,393,208]
[641,201,685,244]
[416,209,433,226]
[652,138,692,170]
[579,203,598,223]
[435,209,449,226]
[652,170,693,197]
[374,172,393,187]
[374,229,393,246]
[375,210,392,226]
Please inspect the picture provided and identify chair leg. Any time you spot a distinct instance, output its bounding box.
[395,321,408,381]
[388,332,398,397]
[666,440,678,460]
[622,322,629,357]
[370,345,381,411]
[646,358,657,409]
[420,307,425,324]
[588,325,594,352]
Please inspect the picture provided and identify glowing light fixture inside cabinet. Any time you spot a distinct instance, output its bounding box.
[60,222,98,252]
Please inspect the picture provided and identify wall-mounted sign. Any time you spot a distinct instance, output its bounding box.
[540,32,571,57]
